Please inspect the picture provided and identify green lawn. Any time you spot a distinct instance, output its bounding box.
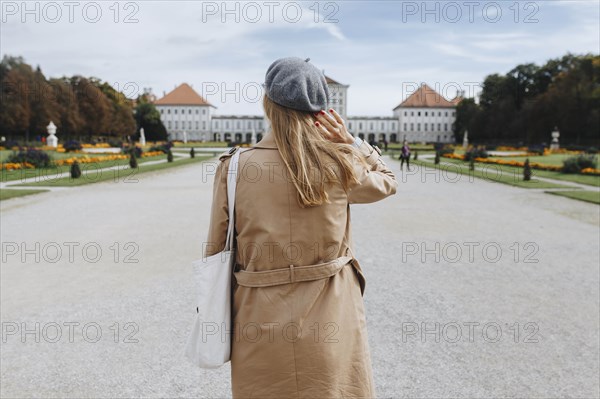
[0,188,49,201]
[1,154,166,183]
[13,155,211,187]
[545,190,600,205]
[438,156,600,187]
[411,159,573,189]
[488,153,579,167]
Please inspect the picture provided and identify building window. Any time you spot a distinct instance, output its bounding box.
[196,121,199,129]
[411,111,414,116]
[438,123,441,131]
[418,111,421,116]
[370,123,373,130]
[392,123,396,130]
[236,121,241,129]
[167,109,170,114]
[445,111,448,116]
[403,123,407,131]
[258,121,262,129]
[215,121,219,128]
[248,121,252,128]
[438,111,441,116]
[381,123,384,130]
[452,111,456,116]
[444,124,448,131]
[203,109,206,115]
[196,109,199,114]
[189,109,192,114]
[160,109,163,114]
[404,111,407,116]
[175,121,178,129]
[424,123,428,131]
[348,122,353,129]
[410,123,414,131]
[174,109,177,114]
[167,121,171,129]
[203,121,206,130]
[430,123,434,131]
[226,121,230,129]
[425,112,428,117]
[359,123,363,129]
[417,123,421,131]
[189,121,192,129]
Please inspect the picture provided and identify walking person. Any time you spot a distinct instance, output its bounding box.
[204,57,398,398]
[400,140,411,171]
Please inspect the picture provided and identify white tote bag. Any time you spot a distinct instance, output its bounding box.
[184,147,246,368]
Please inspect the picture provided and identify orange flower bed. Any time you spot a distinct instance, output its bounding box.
[141,151,165,158]
[1,162,35,171]
[581,167,600,175]
[54,154,128,166]
[443,153,465,160]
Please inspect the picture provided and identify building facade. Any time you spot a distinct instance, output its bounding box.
[155,80,461,143]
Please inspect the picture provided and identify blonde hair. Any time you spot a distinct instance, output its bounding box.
[263,95,368,208]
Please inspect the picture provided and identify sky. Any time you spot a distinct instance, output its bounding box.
[1,0,599,116]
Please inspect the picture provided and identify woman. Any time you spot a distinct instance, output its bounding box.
[205,57,398,398]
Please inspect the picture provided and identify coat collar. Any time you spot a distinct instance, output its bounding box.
[253,132,278,149]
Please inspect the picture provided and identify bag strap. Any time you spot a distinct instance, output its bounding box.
[224,148,248,251]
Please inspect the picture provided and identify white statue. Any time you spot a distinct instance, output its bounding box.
[550,127,560,150]
[183,131,188,144]
[251,128,257,145]
[46,121,58,148]
[139,128,146,146]
[462,130,469,149]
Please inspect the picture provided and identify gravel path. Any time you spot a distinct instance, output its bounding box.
[1,156,598,398]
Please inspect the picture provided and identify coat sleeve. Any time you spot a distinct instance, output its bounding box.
[347,137,398,204]
[203,156,230,257]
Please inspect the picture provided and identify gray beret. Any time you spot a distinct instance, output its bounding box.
[264,57,330,113]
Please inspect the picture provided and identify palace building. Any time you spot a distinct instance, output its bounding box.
[154,80,462,143]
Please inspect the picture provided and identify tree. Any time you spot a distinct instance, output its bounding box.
[134,94,167,141]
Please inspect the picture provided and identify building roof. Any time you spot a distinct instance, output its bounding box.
[393,83,455,109]
[325,75,348,87]
[154,83,215,107]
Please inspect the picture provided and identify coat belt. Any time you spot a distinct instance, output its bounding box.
[234,256,354,288]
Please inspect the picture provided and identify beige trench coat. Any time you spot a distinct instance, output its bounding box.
[204,133,398,398]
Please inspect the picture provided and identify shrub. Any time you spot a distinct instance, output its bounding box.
[527,145,545,155]
[149,142,173,154]
[7,148,52,168]
[469,157,475,171]
[167,149,174,163]
[523,158,532,181]
[434,151,440,165]
[464,147,488,162]
[2,139,19,149]
[433,143,454,156]
[190,148,195,158]
[122,146,142,158]
[70,161,82,178]
[129,152,138,168]
[63,140,82,152]
[561,154,598,174]
[108,139,123,148]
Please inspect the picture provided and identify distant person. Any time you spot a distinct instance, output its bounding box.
[400,140,411,171]
[383,138,388,151]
